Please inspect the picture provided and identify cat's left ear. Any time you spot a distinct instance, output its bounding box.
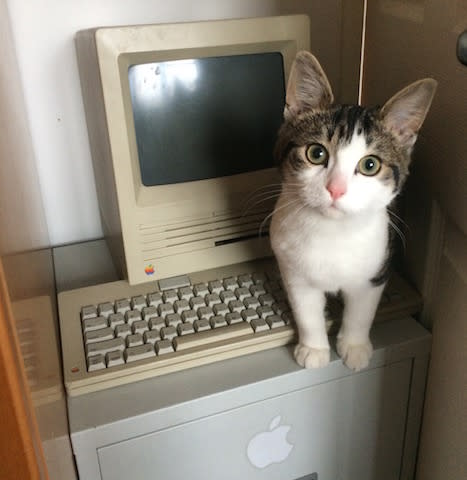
[381,78,437,149]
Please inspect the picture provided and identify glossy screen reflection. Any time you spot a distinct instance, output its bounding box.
[128,53,285,186]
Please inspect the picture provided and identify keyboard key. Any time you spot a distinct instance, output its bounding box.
[181,309,198,323]
[162,289,178,303]
[158,303,174,317]
[158,274,190,291]
[148,316,166,330]
[166,313,182,327]
[177,322,195,336]
[125,344,155,362]
[273,290,287,302]
[173,322,252,351]
[226,311,243,324]
[208,280,223,294]
[252,272,268,283]
[125,310,142,325]
[273,302,289,315]
[220,290,236,303]
[259,293,275,306]
[282,312,294,324]
[264,280,281,293]
[132,320,148,334]
[197,306,213,320]
[142,305,159,321]
[228,300,244,313]
[155,339,174,355]
[174,299,190,313]
[223,277,238,291]
[115,298,131,315]
[126,333,143,347]
[193,283,209,297]
[143,330,161,344]
[205,293,221,307]
[160,326,177,340]
[98,302,114,317]
[147,292,163,307]
[115,324,131,337]
[108,312,125,328]
[244,296,260,309]
[81,305,98,320]
[210,315,228,328]
[241,308,259,322]
[193,318,211,332]
[84,327,114,344]
[238,274,253,287]
[82,316,108,332]
[87,354,106,371]
[257,305,274,319]
[106,350,124,367]
[235,287,250,301]
[131,295,147,310]
[250,284,266,297]
[213,303,229,316]
[189,296,205,309]
[251,318,270,332]
[86,337,125,357]
[266,315,286,328]
[178,286,193,300]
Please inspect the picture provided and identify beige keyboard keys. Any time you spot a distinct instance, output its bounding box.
[85,337,125,357]
[106,350,124,367]
[84,327,114,344]
[87,354,106,371]
[124,344,155,362]
[173,321,252,351]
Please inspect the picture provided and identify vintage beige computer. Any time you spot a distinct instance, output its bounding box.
[76,15,310,285]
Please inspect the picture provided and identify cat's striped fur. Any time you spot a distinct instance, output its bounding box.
[270,51,436,371]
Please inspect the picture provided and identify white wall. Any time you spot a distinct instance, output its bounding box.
[5,0,353,247]
[5,0,280,245]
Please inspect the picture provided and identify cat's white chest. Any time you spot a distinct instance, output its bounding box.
[270,198,388,291]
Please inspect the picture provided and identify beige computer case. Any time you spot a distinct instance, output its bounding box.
[75,15,310,285]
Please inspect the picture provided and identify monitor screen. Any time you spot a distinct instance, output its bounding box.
[128,52,285,186]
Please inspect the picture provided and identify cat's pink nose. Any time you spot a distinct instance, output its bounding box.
[326,181,347,200]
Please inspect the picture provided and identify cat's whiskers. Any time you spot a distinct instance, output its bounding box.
[241,183,301,217]
[258,197,301,236]
[241,191,283,218]
[387,208,409,230]
[388,217,407,251]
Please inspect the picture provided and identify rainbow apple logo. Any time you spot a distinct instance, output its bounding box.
[144,264,155,275]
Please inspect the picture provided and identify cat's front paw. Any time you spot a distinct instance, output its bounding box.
[294,343,330,368]
[337,337,373,371]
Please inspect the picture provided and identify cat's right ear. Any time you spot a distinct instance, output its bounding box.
[284,51,334,120]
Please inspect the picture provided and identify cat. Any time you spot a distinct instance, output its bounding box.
[270,51,436,371]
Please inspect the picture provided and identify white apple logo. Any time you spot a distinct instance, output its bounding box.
[247,415,294,469]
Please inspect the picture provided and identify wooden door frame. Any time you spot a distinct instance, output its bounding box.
[0,257,49,479]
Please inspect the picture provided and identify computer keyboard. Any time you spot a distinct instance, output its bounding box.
[58,259,422,396]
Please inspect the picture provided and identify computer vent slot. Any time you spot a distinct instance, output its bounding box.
[139,210,271,260]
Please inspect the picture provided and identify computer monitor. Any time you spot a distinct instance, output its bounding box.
[76,15,310,285]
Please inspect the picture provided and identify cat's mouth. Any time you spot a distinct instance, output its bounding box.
[319,201,347,218]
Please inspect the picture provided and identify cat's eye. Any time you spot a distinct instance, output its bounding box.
[306,143,329,166]
[357,156,382,176]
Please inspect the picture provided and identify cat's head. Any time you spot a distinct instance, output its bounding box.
[275,51,437,218]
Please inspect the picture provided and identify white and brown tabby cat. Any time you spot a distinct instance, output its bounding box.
[270,51,436,372]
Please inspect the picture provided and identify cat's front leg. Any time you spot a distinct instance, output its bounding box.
[337,283,385,371]
[285,282,330,368]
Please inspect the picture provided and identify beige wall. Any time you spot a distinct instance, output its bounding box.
[363,1,467,479]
